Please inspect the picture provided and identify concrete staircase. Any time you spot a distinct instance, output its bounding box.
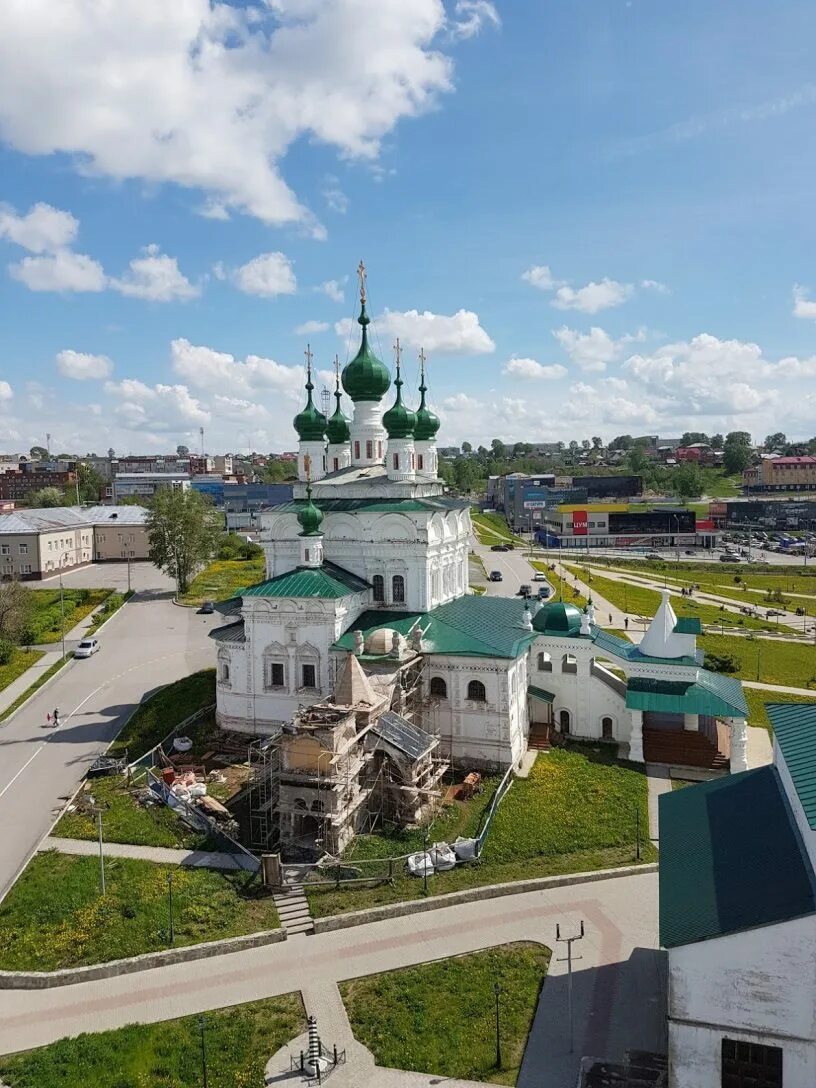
[273,881,314,936]
[528,723,552,751]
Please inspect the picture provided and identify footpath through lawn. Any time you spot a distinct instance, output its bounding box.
[0,993,305,1088]
[0,852,278,971]
[307,747,654,918]
[179,555,265,607]
[341,943,550,1086]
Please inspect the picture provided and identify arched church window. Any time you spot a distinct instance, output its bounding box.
[366,440,373,459]
[467,680,486,702]
[602,716,614,739]
[429,676,447,699]
[559,709,571,733]
[393,453,400,470]
[373,575,385,602]
[392,574,406,603]
[418,454,424,470]
[219,660,230,684]
[537,652,552,672]
[354,441,360,460]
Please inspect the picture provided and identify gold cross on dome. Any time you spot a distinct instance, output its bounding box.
[334,354,341,380]
[357,259,367,304]
[418,346,426,373]
[393,337,402,368]
[304,343,313,375]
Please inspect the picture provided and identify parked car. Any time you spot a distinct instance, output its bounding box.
[719,554,740,562]
[200,600,215,614]
[684,549,696,555]
[645,552,663,561]
[517,584,532,597]
[489,570,503,582]
[74,637,100,659]
[766,609,785,618]
[537,586,551,599]
[491,544,510,552]
[532,571,548,582]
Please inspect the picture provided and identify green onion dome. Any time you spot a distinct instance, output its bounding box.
[414,361,440,441]
[532,600,583,635]
[293,365,327,441]
[326,375,350,444]
[297,484,323,537]
[341,299,391,402]
[382,362,416,439]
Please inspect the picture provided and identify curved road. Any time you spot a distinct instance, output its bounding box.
[0,562,217,901]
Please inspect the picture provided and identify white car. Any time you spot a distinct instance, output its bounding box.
[74,637,100,659]
[532,571,548,581]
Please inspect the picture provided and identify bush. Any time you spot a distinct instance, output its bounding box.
[104,593,124,613]
[217,533,245,560]
[0,640,14,666]
[239,541,263,560]
[705,651,739,674]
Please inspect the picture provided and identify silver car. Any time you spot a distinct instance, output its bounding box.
[74,637,100,658]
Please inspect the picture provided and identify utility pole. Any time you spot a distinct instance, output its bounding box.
[59,553,67,661]
[556,920,585,1054]
[167,871,175,946]
[127,554,132,595]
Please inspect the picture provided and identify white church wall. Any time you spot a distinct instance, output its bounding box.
[668,914,816,1088]
[424,654,528,770]
[530,634,628,742]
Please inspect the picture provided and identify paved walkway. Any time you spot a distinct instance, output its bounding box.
[744,679,816,697]
[0,870,662,1088]
[645,766,671,842]
[39,836,247,870]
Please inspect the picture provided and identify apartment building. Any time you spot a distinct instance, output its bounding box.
[744,456,816,492]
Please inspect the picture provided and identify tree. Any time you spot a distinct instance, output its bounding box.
[29,446,48,460]
[0,581,33,644]
[146,488,220,595]
[27,487,65,507]
[176,444,190,456]
[73,463,104,504]
[680,432,709,446]
[764,432,786,452]
[581,439,591,450]
[490,438,506,460]
[723,431,753,475]
[591,436,602,449]
[626,445,650,474]
[609,435,634,451]
[710,433,724,449]
[461,441,472,454]
[674,464,705,502]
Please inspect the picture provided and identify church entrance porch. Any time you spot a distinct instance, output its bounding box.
[642,713,731,771]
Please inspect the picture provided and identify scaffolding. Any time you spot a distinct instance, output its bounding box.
[246,734,281,853]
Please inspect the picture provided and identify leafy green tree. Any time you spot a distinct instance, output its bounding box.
[723,431,753,475]
[461,441,472,454]
[490,438,506,460]
[764,432,786,452]
[680,432,709,446]
[591,436,602,449]
[0,581,33,644]
[27,486,65,507]
[581,439,591,450]
[29,446,48,460]
[609,435,634,451]
[146,488,221,595]
[626,445,650,474]
[710,433,724,449]
[674,464,705,502]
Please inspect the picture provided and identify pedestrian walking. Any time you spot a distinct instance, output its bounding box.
[53,707,60,727]
[624,616,629,631]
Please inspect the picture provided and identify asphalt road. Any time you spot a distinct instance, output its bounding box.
[0,562,218,901]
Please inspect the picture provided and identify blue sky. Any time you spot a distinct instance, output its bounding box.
[1,0,815,455]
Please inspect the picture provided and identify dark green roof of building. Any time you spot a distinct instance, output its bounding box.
[341,300,391,402]
[270,496,468,515]
[659,767,816,948]
[208,621,246,644]
[293,365,327,441]
[297,484,323,537]
[326,380,351,444]
[626,670,748,719]
[232,561,370,602]
[674,617,702,634]
[528,685,555,703]
[382,363,416,439]
[333,596,536,660]
[767,703,816,829]
[533,600,583,635]
[414,363,440,441]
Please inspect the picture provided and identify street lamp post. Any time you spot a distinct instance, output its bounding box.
[422,829,430,896]
[58,552,69,661]
[167,871,175,946]
[87,797,106,895]
[198,1015,208,1088]
[493,982,502,1069]
[556,921,585,1054]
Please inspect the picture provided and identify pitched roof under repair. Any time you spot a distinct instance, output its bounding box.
[659,766,816,948]
[334,652,378,707]
[371,711,435,761]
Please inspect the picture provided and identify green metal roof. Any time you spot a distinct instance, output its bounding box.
[528,685,555,703]
[659,766,816,948]
[382,364,416,439]
[767,703,816,829]
[592,628,702,668]
[674,617,702,634]
[533,600,583,635]
[334,596,536,660]
[341,300,391,402]
[414,362,440,441]
[626,670,747,718]
[270,497,467,515]
[236,561,370,601]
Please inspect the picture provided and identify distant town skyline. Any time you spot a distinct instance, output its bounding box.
[2,1,816,453]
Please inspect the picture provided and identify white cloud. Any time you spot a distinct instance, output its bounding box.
[503,357,567,380]
[0,202,78,253]
[793,285,816,319]
[56,350,113,380]
[641,279,669,294]
[0,381,12,402]
[552,279,633,314]
[322,176,349,214]
[110,244,199,301]
[9,249,106,292]
[553,325,645,372]
[521,265,560,291]
[337,307,495,355]
[228,252,297,298]
[171,338,305,400]
[295,320,330,336]
[212,395,270,422]
[0,1,471,231]
[450,1,500,40]
[104,377,209,431]
[320,278,346,303]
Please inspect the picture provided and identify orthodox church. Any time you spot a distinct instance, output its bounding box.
[210,265,749,849]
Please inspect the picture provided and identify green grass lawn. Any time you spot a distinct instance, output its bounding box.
[108,669,216,759]
[179,555,265,607]
[565,566,789,633]
[699,633,816,688]
[531,562,587,608]
[27,588,112,644]
[308,747,654,918]
[0,647,43,693]
[743,687,816,732]
[0,852,278,971]
[54,775,216,850]
[472,511,515,545]
[341,943,550,1086]
[0,654,72,724]
[0,993,305,1088]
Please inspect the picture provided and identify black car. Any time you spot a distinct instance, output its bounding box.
[517,584,532,597]
[200,600,215,614]
[491,544,510,552]
[489,570,503,582]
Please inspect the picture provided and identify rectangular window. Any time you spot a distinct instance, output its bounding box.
[393,453,399,470]
[418,455,424,470]
[269,662,284,687]
[366,440,373,459]
[333,457,339,472]
[20,564,31,574]
[0,545,8,556]
[377,440,383,459]
[722,1039,782,1088]
[354,441,360,460]
[302,663,316,688]
[19,544,28,554]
